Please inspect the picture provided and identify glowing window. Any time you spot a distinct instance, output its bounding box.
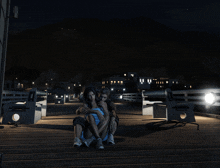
[121,81,123,84]
[166,81,168,84]
[79,84,81,86]
[147,79,152,84]
[131,74,134,77]
[32,82,34,85]
[114,81,116,84]
[111,81,113,84]
[102,81,105,84]
[118,81,120,83]
[68,86,70,89]
[74,84,76,86]
[124,74,126,76]
[176,81,178,84]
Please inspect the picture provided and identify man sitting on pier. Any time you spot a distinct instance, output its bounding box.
[99,88,119,145]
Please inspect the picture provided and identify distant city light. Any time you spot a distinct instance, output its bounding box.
[140,78,144,84]
[147,79,152,84]
[119,95,123,99]
[111,88,114,91]
[32,82,34,85]
[68,86,70,89]
[123,88,126,91]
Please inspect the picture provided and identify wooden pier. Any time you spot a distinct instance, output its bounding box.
[0,100,220,167]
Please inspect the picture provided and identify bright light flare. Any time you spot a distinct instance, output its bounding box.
[12,114,20,122]
[204,93,216,104]
[119,95,123,99]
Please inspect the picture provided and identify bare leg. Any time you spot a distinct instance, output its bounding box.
[109,118,117,135]
[100,126,108,139]
[74,124,83,138]
[86,115,100,139]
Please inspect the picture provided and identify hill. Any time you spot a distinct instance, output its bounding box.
[6,17,220,85]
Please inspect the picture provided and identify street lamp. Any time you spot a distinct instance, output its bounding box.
[204,92,216,105]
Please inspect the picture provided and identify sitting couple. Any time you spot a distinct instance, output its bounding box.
[73,87,119,149]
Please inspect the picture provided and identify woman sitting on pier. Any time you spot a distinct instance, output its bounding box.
[73,87,110,149]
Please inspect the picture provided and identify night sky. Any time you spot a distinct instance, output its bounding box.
[9,0,220,34]
[6,0,220,87]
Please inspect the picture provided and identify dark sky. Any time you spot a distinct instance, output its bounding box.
[9,0,220,34]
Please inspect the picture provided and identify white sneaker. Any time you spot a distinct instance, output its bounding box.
[83,137,95,147]
[107,134,115,145]
[73,137,82,147]
[96,138,104,149]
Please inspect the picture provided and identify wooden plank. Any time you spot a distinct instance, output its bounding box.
[0,101,220,167]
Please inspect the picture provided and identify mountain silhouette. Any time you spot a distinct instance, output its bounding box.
[6,17,220,85]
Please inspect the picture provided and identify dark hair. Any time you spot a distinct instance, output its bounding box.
[83,87,99,108]
[100,88,111,98]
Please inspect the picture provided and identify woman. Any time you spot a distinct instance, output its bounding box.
[82,87,119,147]
[73,87,109,149]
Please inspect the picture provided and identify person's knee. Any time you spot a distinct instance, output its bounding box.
[73,117,85,128]
[87,114,95,124]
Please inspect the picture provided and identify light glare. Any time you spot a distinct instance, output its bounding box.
[205,93,215,104]
[12,114,20,122]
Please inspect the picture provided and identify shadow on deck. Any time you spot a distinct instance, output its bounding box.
[0,101,220,167]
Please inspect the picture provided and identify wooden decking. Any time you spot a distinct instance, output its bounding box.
[0,100,220,168]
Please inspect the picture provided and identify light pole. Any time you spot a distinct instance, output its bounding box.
[0,0,11,117]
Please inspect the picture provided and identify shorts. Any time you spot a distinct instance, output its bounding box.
[73,116,108,142]
[73,116,89,128]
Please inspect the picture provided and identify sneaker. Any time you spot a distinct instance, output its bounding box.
[83,137,95,147]
[96,138,104,149]
[73,137,82,147]
[107,134,115,145]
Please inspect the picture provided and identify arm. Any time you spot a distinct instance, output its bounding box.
[110,102,117,117]
[80,104,105,121]
[97,102,110,134]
